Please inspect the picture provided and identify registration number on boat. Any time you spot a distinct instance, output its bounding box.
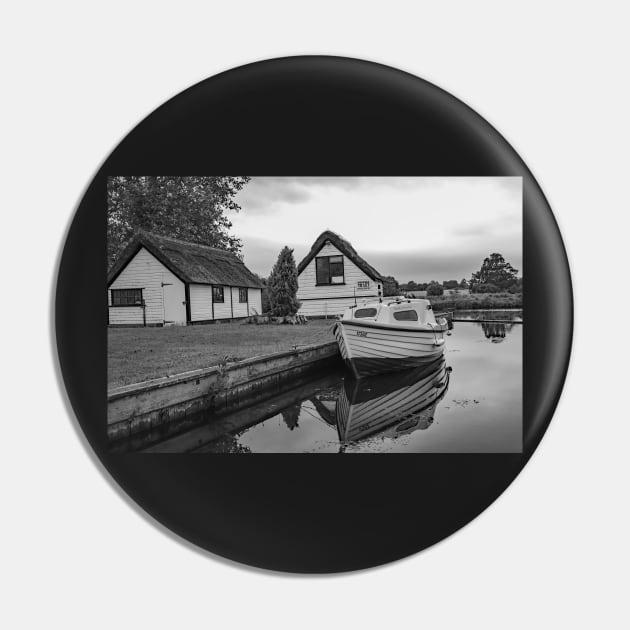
[355,331,368,337]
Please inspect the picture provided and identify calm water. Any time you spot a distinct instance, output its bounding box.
[143,312,522,453]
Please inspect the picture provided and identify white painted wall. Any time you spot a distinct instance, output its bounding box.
[298,296,365,317]
[248,288,262,315]
[231,287,249,318]
[189,284,212,321]
[108,247,184,325]
[212,285,232,319]
[296,242,380,317]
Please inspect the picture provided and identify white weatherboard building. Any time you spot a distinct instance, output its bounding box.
[296,231,384,318]
[107,231,264,326]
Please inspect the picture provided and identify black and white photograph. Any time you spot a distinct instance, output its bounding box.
[8,1,630,627]
[107,176,523,453]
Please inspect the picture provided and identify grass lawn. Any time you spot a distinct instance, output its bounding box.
[108,320,336,389]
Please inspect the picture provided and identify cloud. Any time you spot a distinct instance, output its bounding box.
[236,176,441,215]
[240,234,522,283]
[233,177,523,280]
[451,223,492,237]
[236,178,311,213]
[364,245,522,283]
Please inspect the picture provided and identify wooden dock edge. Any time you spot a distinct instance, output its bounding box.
[107,342,341,442]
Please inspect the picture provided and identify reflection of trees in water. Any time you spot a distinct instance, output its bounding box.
[281,405,301,431]
[210,434,252,453]
[315,387,340,403]
[481,321,514,342]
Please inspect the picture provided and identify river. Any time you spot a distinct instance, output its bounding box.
[141,312,522,453]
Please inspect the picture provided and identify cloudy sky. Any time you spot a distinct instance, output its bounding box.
[231,177,522,283]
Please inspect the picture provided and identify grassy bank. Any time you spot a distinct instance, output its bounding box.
[428,293,522,311]
[108,320,336,389]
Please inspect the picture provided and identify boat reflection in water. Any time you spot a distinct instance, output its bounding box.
[335,355,450,447]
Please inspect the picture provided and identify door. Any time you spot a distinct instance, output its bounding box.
[162,279,187,324]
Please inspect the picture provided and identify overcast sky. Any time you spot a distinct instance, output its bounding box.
[232,177,522,283]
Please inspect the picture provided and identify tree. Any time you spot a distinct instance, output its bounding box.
[507,277,523,294]
[254,274,271,313]
[470,253,519,293]
[443,279,459,289]
[107,176,250,267]
[459,278,469,288]
[426,281,444,296]
[474,283,500,294]
[268,246,301,316]
[382,275,400,297]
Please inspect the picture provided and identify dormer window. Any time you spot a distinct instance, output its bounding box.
[316,255,345,285]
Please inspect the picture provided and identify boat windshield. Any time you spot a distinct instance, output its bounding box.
[354,307,377,318]
[393,309,419,322]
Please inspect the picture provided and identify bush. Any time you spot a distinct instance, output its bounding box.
[472,283,499,294]
[426,281,444,296]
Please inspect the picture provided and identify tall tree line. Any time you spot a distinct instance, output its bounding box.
[107,176,250,267]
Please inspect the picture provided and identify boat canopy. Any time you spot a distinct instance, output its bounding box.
[345,298,438,326]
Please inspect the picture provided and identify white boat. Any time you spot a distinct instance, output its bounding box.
[336,356,450,444]
[333,297,449,377]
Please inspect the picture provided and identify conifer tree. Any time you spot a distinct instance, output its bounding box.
[268,246,301,316]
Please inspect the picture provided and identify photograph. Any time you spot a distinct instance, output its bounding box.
[107,176,523,453]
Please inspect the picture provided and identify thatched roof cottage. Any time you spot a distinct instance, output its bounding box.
[296,230,384,317]
[107,231,264,326]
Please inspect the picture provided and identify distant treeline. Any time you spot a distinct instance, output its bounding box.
[427,293,523,311]
[395,253,522,297]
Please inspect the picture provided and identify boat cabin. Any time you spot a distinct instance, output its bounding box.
[343,298,439,327]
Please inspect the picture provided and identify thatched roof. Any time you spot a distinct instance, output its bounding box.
[108,231,265,288]
[297,230,383,281]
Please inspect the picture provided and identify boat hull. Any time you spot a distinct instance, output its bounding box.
[334,319,447,377]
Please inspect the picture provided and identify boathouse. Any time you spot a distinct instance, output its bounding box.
[108,231,264,326]
[296,230,384,318]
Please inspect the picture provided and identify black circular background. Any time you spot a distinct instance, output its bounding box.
[56,56,572,573]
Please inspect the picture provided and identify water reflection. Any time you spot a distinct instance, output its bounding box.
[281,405,301,431]
[336,357,449,446]
[133,317,522,453]
[481,321,515,343]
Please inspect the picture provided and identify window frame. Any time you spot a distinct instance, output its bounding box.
[212,286,225,303]
[239,287,248,303]
[354,307,378,319]
[315,255,345,286]
[110,288,143,307]
[393,309,419,322]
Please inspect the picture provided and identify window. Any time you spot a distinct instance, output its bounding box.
[393,310,418,322]
[213,286,224,303]
[315,255,344,285]
[354,308,377,318]
[239,288,248,303]
[111,288,143,306]
[357,281,370,289]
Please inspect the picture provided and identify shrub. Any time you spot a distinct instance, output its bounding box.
[473,282,499,294]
